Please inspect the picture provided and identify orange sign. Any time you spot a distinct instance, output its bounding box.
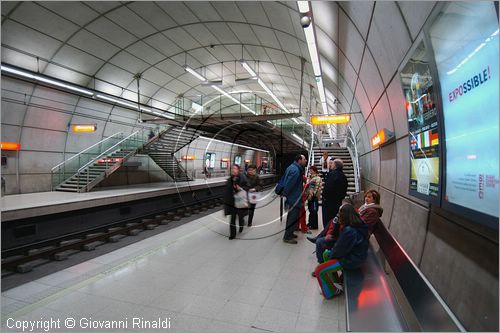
[0,142,21,151]
[371,128,394,148]
[221,158,230,162]
[72,124,97,132]
[311,115,351,125]
[181,155,196,160]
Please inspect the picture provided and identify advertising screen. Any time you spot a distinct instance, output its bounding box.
[430,2,499,220]
[205,153,216,169]
[400,41,441,199]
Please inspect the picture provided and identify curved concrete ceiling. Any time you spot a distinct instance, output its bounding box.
[1,1,436,142]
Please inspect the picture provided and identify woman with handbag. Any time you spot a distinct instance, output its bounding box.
[246,164,263,227]
[223,164,250,239]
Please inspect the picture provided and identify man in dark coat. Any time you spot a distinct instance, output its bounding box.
[281,154,307,244]
[321,158,348,228]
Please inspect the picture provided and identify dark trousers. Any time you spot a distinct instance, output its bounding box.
[322,201,341,229]
[307,198,318,229]
[316,236,336,263]
[284,206,300,240]
[248,203,256,226]
[230,212,245,238]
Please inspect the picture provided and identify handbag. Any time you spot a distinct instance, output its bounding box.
[234,189,248,208]
[248,191,261,204]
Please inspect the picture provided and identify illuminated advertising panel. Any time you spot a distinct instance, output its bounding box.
[400,41,441,199]
[429,2,499,222]
[205,153,215,169]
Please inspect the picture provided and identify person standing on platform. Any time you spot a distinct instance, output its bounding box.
[322,158,348,229]
[223,164,250,239]
[297,174,311,234]
[319,152,331,179]
[281,154,307,244]
[306,166,322,230]
[246,164,263,227]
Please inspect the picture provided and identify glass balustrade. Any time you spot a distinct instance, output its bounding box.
[51,130,150,190]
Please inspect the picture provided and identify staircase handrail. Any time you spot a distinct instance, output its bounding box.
[51,132,123,172]
[347,124,361,192]
[306,123,314,174]
[77,131,140,173]
[172,155,189,178]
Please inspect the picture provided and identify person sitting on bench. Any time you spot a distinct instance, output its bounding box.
[313,204,369,299]
[358,189,383,236]
[308,198,354,265]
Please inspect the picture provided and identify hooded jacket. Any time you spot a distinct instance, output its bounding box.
[328,222,369,269]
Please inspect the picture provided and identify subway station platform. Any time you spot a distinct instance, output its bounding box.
[1,190,344,332]
[0,175,275,222]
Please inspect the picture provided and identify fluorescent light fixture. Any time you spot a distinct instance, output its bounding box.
[304,25,321,76]
[199,135,269,153]
[200,80,223,86]
[1,64,177,120]
[240,60,290,113]
[212,85,255,114]
[234,77,258,85]
[1,64,94,96]
[297,1,310,13]
[184,65,207,81]
[240,60,257,77]
[96,94,137,109]
[240,61,301,123]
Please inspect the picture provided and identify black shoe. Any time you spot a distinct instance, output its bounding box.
[248,223,252,227]
[229,236,235,240]
[291,234,298,238]
[307,236,317,244]
[239,226,244,233]
[283,239,298,244]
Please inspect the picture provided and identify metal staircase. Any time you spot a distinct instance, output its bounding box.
[312,147,357,194]
[142,126,200,181]
[51,131,149,192]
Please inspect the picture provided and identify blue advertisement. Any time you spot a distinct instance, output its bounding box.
[430,2,499,219]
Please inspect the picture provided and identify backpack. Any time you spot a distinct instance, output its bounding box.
[274,173,287,195]
[274,163,301,195]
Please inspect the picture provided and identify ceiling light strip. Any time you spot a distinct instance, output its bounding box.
[1,64,174,120]
[198,136,269,153]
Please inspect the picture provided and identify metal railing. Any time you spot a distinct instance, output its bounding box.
[74,131,147,190]
[346,124,361,192]
[51,132,123,190]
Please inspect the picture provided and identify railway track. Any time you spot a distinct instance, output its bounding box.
[1,198,223,276]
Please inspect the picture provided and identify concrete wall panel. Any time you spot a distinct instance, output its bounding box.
[20,128,66,152]
[379,142,397,191]
[368,1,411,85]
[398,1,436,41]
[389,195,429,264]
[386,77,409,139]
[420,211,498,331]
[359,49,384,108]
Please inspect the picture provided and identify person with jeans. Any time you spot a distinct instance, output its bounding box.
[281,154,307,244]
[314,204,369,299]
[246,164,263,227]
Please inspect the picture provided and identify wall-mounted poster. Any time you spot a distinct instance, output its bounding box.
[205,153,215,169]
[400,41,441,201]
[429,2,499,223]
[234,155,241,166]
